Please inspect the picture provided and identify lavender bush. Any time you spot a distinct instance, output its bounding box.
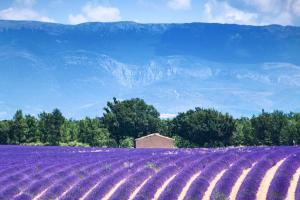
[0,145,299,200]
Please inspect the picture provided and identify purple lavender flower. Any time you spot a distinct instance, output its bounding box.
[267,153,300,200]
[0,145,298,200]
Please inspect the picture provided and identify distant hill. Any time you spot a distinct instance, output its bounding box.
[0,20,300,118]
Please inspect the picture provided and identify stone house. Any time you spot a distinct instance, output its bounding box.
[135,133,175,148]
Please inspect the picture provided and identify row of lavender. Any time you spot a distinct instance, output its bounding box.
[0,145,299,200]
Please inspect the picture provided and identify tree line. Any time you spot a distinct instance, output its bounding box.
[1,97,300,147]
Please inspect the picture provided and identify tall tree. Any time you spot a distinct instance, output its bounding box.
[279,113,300,145]
[38,112,52,144]
[10,110,27,144]
[61,119,78,143]
[172,107,235,147]
[25,115,39,143]
[0,120,10,144]
[293,113,300,144]
[159,119,174,137]
[78,117,113,146]
[251,110,288,145]
[49,108,65,145]
[103,97,161,145]
[231,117,255,146]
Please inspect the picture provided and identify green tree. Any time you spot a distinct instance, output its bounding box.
[159,119,174,138]
[231,117,255,146]
[61,119,78,143]
[293,113,300,144]
[10,110,27,144]
[0,120,10,144]
[279,113,300,145]
[120,137,135,148]
[251,110,288,145]
[78,117,114,146]
[103,98,161,145]
[25,115,39,143]
[231,119,245,146]
[38,112,52,144]
[174,135,197,148]
[172,108,235,147]
[49,108,65,145]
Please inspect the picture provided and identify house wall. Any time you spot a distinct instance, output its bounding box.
[135,135,175,148]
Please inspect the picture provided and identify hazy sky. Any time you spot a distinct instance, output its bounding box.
[0,0,299,26]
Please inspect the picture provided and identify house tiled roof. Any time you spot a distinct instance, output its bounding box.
[135,133,174,141]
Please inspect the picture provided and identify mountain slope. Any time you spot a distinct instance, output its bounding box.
[0,20,300,118]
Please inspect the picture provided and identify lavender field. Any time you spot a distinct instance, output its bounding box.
[0,146,300,200]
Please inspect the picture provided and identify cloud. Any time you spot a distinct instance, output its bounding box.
[79,102,99,109]
[160,113,177,119]
[278,75,300,87]
[0,111,7,116]
[0,7,55,22]
[168,0,191,10]
[240,0,281,13]
[0,0,54,22]
[263,62,300,70]
[68,3,121,24]
[203,0,259,25]
[83,4,120,21]
[201,0,300,25]
[69,14,87,24]
[293,0,300,16]
[235,71,271,84]
[261,62,300,87]
[232,90,274,109]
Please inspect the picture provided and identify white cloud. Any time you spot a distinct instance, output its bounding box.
[293,0,300,16]
[68,3,121,24]
[203,0,300,25]
[68,14,88,24]
[0,7,54,22]
[242,0,281,13]
[79,102,98,109]
[236,72,271,84]
[160,113,177,119]
[0,0,54,22]
[0,111,7,116]
[83,4,120,21]
[203,0,258,24]
[278,75,300,87]
[263,62,300,70]
[232,91,274,109]
[168,0,191,10]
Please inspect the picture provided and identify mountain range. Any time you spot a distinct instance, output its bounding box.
[0,20,300,119]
